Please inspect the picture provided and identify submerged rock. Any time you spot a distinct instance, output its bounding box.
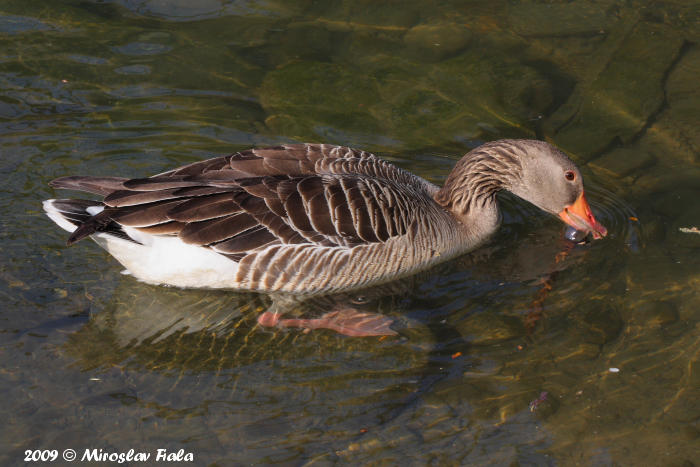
[589,147,656,179]
[267,22,343,63]
[529,390,560,420]
[259,61,382,139]
[258,49,550,146]
[636,300,679,328]
[455,312,526,345]
[403,22,472,62]
[637,46,700,166]
[508,2,614,38]
[424,53,552,137]
[575,300,623,345]
[545,22,684,160]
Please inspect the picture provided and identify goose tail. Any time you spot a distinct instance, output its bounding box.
[43,199,101,233]
[42,199,130,245]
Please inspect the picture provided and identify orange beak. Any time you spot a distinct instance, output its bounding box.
[558,192,607,239]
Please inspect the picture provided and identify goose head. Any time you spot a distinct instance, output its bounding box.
[437,139,608,239]
[507,140,607,239]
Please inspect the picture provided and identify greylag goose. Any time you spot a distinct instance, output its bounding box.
[44,140,606,300]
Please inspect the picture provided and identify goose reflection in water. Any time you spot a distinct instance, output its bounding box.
[64,214,609,367]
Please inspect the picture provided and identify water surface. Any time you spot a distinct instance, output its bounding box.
[1,1,699,465]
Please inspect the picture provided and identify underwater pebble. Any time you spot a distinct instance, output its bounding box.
[114,65,152,75]
[671,203,700,248]
[403,22,472,61]
[580,301,623,345]
[66,54,108,65]
[53,288,67,298]
[112,42,172,56]
[529,390,560,419]
[529,391,548,412]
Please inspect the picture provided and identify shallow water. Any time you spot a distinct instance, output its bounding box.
[1,1,699,465]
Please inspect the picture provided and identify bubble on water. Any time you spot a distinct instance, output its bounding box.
[564,226,589,243]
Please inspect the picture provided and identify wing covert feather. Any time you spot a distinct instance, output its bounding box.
[50,144,435,257]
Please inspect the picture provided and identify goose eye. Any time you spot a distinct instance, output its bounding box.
[565,171,576,181]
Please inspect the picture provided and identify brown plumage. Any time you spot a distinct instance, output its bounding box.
[43,140,606,295]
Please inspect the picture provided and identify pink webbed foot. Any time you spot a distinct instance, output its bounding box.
[257,310,283,327]
[257,308,397,337]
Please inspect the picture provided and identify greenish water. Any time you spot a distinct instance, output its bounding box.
[1,1,699,465]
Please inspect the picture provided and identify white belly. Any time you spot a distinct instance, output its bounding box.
[93,228,240,289]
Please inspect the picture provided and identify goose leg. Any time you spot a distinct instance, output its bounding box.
[525,232,581,332]
[257,306,397,337]
[257,310,285,328]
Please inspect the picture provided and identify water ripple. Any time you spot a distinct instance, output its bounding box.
[585,184,641,252]
[0,14,53,35]
[112,42,173,56]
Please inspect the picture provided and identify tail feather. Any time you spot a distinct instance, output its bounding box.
[43,199,135,245]
[49,176,128,196]
[48,199,96,225]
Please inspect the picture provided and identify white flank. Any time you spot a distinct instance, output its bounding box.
[43,199,240,289]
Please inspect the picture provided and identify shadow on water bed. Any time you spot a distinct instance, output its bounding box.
[0,0,698,465]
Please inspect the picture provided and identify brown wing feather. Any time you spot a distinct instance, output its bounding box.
[327,183,358,239]
[104,186,231,207]
[166,193,238,222]
[212,226,277,254]
[179,213,258,245]
[284,191,314,232]
[49,144,427,256]
[110,200,186,227]
[123,177,203,191]
[306,192,336,236]
[136,221,186,235]
[50,176,128,195]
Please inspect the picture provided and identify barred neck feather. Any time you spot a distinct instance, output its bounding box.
[435,140,526,215]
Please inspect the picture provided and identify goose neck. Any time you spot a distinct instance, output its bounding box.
[434,141,524,217]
